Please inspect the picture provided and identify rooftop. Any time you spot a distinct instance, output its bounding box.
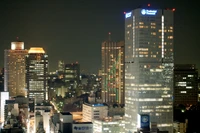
[28,47,45,54]
[60,112,72,115]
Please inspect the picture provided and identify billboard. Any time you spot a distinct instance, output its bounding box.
[73,123,93,133]
[137,114,150,129]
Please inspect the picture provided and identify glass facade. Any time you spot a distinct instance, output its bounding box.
[174,64,198,106]
[101,41,125,104]
[125,9,174,133]
[26,47,48,103]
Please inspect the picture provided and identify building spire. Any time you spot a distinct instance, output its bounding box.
[108,32,111,41]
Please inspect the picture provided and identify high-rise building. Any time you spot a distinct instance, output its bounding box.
[0,92,9,123]
[64,62,80,98]
[4,41,28,97]
[26,47,48,103]
[58,60,65,72]
[174,64,198,106]
[124,6,174,133]
[101,40,125,104]
[64,62,80,85]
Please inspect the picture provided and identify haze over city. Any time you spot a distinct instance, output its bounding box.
[0,0,199,73]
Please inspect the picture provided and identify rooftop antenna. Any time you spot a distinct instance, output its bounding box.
[108,32,111,41]
[16,37,19,41]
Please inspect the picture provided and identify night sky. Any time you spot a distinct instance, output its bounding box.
[0,0,199,73]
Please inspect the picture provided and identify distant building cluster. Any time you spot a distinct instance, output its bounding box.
[0,4,200,133]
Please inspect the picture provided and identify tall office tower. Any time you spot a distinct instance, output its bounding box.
[57,60,65,80]
[26,47,48,103]
[64,62,80,98]
[174,64,198,106]
[4,41,28,97]
[101,40,125,104]
[124,6,174,133]
[64,62,80,85]
[58,60,65,72]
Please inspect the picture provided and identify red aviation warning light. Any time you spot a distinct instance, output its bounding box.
[172,8,176,11]
[148,4,151,7]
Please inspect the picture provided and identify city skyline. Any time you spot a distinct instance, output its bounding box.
[0,0,199,73]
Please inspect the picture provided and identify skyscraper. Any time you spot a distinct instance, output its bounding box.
[64,62,80,98]
[64,62,80,85]
[58,60,65,72]
[4,41,28,97]
[26,47,48,103]
[174,64,198,106]
[101,40,125,104]
[124,6,174,133]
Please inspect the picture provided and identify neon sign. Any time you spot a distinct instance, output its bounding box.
[126,12,132,18]
[141,9,157,15]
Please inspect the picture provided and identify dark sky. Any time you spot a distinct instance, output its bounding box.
[0,0,199,73]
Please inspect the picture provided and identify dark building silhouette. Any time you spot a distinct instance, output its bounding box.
[0,68,4,92]
[174,64,198,106]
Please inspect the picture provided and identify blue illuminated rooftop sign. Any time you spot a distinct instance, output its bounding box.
[141,9,157,15]
[92,103,105,107]
[125,12,132,18]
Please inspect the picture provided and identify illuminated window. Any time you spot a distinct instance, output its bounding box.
[127,24,132,27]
[168,36,173,39]
[176,82,186,86]
[180,91,186,93]
[188,75,193,77]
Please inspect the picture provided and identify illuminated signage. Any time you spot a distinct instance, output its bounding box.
[74,126,92,130]
[125,12,132,18]
[140,114,150,128]
[137,114,150,129]
[141,9,157,15]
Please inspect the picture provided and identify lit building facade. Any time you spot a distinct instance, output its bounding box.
[82,103,108,122]
[174,64,198,106]
[93,116,125,133]
[58,60,65,72]
[125,7,174,133]
[173,121,187,133]
[64,62,80,85]
[0,92,9,123]
[64,62,80,98]
[26,47,48,103]
[101,41,125,104]
[4,41,28,97]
